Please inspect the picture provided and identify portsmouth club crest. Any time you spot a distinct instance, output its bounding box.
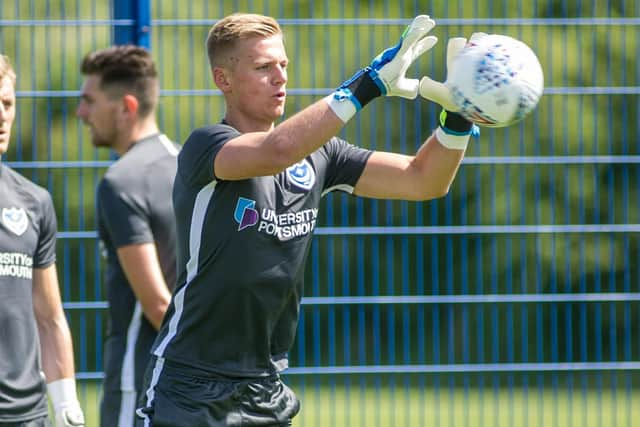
[2,207,28,236]
[286,159,315,190]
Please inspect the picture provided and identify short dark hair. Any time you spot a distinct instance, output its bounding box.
[80,45,159,118]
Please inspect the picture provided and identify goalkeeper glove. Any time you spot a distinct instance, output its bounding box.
[47,379,85,427]
[420,34,483,150]
[419,32,488,110]
[326,15,438,122]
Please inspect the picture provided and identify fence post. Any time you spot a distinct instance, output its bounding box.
[112,0,151,48]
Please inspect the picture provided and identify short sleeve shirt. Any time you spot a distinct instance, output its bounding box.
[97,134,180,393]
[152,124,372,377]
[0,163,57,422]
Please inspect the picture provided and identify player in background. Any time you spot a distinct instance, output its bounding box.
[76,45,180,427]
[137,13,476,426]
[0,54,85,426]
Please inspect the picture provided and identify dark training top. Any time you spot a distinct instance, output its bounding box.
[0,163,57,422]
[152,123,372,377]
[98,134,179,395]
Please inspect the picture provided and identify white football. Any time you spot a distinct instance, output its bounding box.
[446,34,544,128]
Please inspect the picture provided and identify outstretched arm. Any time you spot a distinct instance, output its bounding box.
[214,15,438,181]
[215,101,346,180]
[354,131,465,201]
[355,36,479,201]
[33,264,85,426]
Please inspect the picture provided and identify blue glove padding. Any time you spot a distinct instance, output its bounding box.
[333,15,438,110]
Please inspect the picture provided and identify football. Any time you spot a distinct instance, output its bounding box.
[446,34,544,128]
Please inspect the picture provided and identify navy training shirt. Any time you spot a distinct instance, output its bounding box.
[152,123,372,377]
[97,134,179,395]
[0,163,57,422]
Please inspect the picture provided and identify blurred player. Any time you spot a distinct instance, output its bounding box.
[76,45,180,427]
[0,54,84,426]
[137,13,476,426]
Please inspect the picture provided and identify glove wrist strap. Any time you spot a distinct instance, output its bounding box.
[326,67,384,123]
[440,109,473,133]
[344,67,384,107]
[435,110,478,150]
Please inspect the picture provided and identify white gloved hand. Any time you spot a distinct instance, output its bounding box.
[419,32,488,110]
[326,16,438,122]
[369,15,438,98]
[47,379,85,427]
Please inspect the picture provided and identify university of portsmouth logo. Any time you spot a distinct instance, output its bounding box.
[2,207,28,236]
[234,197,259,231]
[286,159,315,191]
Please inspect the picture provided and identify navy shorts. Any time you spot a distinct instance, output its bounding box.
[136,358,300,427]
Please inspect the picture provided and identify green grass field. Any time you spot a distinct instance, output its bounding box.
[76,380,638,427]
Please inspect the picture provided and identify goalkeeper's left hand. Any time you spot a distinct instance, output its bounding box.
[47,379,85,427]
[326,15,437,122]
[420,34,485,150]
[419,32,488,110]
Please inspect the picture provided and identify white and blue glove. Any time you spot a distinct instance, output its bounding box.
[419,34,482,149]
[419,32,488,111]
[326,15,438,122]
[47,379,85,427]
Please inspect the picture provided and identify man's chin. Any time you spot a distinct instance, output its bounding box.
[273,107,285,119]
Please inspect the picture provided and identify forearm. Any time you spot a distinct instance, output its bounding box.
[264,100,345,170]
[408,109,477,198]
[412,132,466,198]
[265,16,436,171]
[354,116,470,201]
[117,243,172,331]
[38,314,76,381]
[36,299,85,426]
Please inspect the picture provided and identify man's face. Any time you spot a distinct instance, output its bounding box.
[76,74,120,148]
[221,35,288,126]
[0,76,16,155]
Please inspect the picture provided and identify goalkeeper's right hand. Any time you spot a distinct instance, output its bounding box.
[419,32,488,110]
[47,379,85,427]
[325,15,438,123]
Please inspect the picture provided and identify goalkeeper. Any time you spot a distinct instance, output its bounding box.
[0,54,84,426]
[137,12,474,426]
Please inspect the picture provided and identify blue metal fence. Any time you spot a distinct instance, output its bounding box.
[0,0,638,425]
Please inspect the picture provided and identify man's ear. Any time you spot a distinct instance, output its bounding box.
[213,67,231,92]
[122,94,139,117]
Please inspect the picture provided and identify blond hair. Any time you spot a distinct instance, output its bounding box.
[0,54,17,85]
[206,13,282,69]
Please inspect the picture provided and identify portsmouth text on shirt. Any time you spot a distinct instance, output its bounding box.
[258,208,318,241]
[0,252,33,279]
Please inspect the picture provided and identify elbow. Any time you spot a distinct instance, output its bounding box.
[415,183,451,201]
[268,144,299,173]
[268,150,295,174]
[143,301,170,330]
[415,186,450,202]
[262,134,305,174]
[434,184,452,199]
